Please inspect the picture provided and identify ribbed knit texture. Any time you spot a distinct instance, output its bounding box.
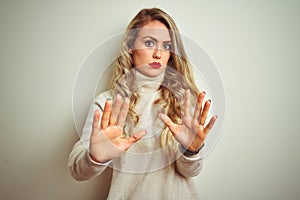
[68,70,203,199]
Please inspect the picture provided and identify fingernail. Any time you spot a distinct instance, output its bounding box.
[160,113,167,120]
[215,115,218,118]
[143,130,147,136]
[203,91,206,95]
[124,97,130,103]
[208,99,211,102]
[116,93,122,100]
[106,98,112,101]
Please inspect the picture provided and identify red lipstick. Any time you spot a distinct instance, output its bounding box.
[149,62,162,69]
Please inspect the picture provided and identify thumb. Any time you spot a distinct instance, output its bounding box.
[159,113,179,135]
[127,130,147,144]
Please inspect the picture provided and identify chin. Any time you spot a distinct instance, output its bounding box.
[135,66,166,77]
[143,70,164,77]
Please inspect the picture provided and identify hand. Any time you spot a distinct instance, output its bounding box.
[159,90,217,152]
[89,94,146,163]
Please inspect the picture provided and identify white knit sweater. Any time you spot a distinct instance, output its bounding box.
[68,70,204,200]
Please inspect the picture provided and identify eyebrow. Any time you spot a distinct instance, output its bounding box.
[142,36,171,43]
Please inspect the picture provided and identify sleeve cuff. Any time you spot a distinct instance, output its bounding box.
[180,143,205,157]
[88,153,113,166]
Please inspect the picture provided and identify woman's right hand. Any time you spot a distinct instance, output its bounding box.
[89,94,146,163]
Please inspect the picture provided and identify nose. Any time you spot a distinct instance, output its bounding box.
[152,47,161,59]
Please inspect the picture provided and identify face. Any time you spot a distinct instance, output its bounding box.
[129,20,172,77]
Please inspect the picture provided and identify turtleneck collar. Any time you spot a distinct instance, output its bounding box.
[134,69,165,93]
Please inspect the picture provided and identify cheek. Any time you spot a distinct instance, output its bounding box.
[132,51,146,66]
[134,50,152,62]
[163,52,171,63]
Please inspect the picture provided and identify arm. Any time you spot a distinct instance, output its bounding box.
[68,139,111,181]
[160,90,217,177]
[68,99,111,181]
[175,144,204,178]
[68,92,146,181]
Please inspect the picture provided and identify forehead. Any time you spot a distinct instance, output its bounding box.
[137,20,171,41]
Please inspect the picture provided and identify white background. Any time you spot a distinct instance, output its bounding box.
[0,0,299,199]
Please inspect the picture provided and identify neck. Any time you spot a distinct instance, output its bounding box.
[134,69,165,93]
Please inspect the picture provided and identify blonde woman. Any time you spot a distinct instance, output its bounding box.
[68,8,217,199]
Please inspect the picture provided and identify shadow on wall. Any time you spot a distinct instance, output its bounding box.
[66,129,113,200]
[1,121,113,200]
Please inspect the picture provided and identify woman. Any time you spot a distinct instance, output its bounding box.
[68,8,217,199]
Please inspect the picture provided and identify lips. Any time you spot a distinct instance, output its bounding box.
[149,62,162,69]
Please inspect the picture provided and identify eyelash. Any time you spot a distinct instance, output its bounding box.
[144,40,171,50]
[145,40,154,47]
[163,44,171,50]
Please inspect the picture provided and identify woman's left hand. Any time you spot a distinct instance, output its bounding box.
[159,90,217,152]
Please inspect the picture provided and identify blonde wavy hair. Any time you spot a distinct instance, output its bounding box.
[111,8,199,147]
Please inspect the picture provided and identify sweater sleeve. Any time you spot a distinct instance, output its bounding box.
[68,92,112,181]
[68,140,111,181]
[175,144,204,178]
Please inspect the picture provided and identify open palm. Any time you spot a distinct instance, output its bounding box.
[160,90,217,152]
[89,94,146,163]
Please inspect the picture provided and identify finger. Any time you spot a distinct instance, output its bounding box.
[127,130,147,144]
[100,99,112,130]
[199,99,211,125]
[159,113,179,136]
[109,93,122,126]
[116,97,130,127]
[192,91,205,121]
[203,115,218,135]
[183,89,191,118]
[91,110,100,136]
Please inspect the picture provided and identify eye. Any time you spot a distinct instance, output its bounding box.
[145,40,154,47]
[163,43,172,50]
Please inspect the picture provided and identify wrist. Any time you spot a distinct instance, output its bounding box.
[89,152,111,164]
[180,143,205,156]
